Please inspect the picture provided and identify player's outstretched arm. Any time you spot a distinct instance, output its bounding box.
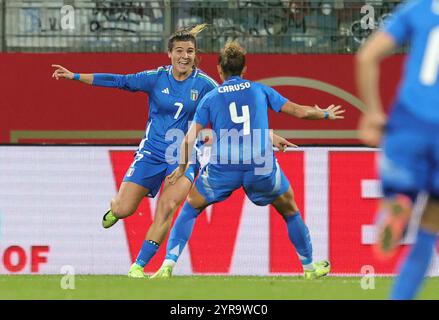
[51,64,94,85]
[280,101,345,120]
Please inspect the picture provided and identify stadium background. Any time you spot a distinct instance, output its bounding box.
[2,0,438,279]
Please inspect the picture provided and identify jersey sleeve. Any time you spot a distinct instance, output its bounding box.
[92,71,155,93]
[193,95,210,127]
[262,84,288,113]
[381,0,417,45]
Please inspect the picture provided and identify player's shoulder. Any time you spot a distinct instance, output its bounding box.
[145,65,171,76]
[194,69,219,88]
[250,81,273,93]
[202,85,220,101]
[197,84,221,109]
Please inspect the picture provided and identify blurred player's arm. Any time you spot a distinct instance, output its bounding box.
[280,101,345,120]
[168,122,204,185]
[356,31,397,146]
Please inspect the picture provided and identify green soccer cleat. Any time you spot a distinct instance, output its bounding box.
[102,209,119,229]
[149,266,173,279]
[127,263,146,278]
[304,260,331,280]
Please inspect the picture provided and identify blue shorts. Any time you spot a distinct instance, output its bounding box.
[195,160,290,206]
[380,102,439,197]
[123,149,200,198]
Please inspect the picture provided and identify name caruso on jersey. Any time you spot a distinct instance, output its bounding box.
[218,81,251,93]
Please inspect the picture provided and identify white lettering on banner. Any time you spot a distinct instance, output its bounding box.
[304,149,329,263]
[361,180,382,198]
[360,178,382,245]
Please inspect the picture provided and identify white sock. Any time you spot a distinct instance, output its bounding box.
[302,262,315,271]
[162,259,176,268]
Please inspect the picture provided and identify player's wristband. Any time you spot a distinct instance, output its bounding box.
[324,111,329,119]
[73,73,80,80]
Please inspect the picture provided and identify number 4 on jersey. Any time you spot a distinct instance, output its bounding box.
[229,102,250,135]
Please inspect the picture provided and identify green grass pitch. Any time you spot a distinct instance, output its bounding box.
[1,275,438,300]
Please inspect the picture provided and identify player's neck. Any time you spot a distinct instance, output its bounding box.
[172,68,192,81]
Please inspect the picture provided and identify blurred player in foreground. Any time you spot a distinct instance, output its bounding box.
[357,0,439,300]
[52,25,292,278]
[151,41,345,279]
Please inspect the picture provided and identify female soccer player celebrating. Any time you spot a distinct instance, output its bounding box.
[152,41,344,279]
[51,25,293,278]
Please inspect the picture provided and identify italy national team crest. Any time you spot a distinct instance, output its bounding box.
[190,89,199,101]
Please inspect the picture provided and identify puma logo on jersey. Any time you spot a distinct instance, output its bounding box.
[162,88,169,94]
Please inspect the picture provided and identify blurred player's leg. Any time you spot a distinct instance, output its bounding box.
[151,187,207,279]
[272,187,330,279]
[373,194,413,260]
[103,182,149,229]
[374,110,429,259]
[390,197,439,300]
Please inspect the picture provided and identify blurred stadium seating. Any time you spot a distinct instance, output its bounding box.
[0,0,402,54]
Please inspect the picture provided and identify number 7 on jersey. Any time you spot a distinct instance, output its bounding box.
[174,102,184,119]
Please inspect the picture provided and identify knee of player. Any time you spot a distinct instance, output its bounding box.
[157,198,179,217]
[111,198,136,218]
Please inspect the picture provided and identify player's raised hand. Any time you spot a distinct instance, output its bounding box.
[316,104,345,120]
[167,166,186,185]
[51,64,74,80]
[358,112,386,147]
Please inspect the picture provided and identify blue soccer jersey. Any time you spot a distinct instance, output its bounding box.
[93,66,218,158]
[383,0,439,123]
[193,76,287,170]
[91,66,217,197]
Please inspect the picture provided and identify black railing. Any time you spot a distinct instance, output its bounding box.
[1,0,402,53]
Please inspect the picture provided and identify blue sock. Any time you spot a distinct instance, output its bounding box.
[390,228,437,300]
[165,201,200,263]
[284,212,313,267]
[135,240,159,267]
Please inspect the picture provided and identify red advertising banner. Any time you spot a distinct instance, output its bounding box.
[2,53,404,145]
[1,146,435,275]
